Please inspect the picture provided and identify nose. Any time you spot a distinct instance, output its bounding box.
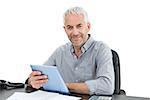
[72,28,79,36]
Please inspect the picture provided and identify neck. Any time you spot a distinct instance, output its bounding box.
[74,48,82,58]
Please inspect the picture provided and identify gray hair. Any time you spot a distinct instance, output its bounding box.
[63,7,88,24]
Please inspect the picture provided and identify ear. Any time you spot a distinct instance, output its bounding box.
[87,22,91,30]
[86,22,91,32]
[63,26,67,33]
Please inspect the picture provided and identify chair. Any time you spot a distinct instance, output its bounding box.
[111,49,126,95]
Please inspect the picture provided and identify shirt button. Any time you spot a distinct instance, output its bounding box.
[74,55,76,58]
[75,67,78,70]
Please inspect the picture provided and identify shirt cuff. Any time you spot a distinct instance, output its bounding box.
[85,80,97,95]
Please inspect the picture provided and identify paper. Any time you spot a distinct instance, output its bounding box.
[98,96,112,100]
[7,90,81,100]
[89,95,112,100]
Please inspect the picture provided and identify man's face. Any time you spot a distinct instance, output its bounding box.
[64,14,90,48]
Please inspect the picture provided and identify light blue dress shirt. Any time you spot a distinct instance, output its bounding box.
[44,35,114,95]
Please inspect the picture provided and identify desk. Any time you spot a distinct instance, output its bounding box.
[90,95,150,100]
[0,87,149,100]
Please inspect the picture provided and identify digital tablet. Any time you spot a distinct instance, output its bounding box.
[30,65,69,94]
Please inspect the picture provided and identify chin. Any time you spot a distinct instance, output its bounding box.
[71,39,84,47]
[72,42,83,48]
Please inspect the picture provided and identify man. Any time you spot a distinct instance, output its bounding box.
[27,7,114,95]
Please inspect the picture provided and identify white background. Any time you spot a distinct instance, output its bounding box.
[0,0,150,97]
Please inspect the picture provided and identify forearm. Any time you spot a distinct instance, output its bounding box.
[85,76,114,95]
[66,83,90,94]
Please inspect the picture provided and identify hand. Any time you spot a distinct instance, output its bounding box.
[28,71,48,89]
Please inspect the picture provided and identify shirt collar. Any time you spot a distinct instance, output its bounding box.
[70,34,95,53]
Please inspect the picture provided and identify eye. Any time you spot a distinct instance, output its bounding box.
[77,24,82,29]
[66,26,73,30]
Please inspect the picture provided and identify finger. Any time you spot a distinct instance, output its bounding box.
[35,79,48,85]
[31,79,48,88]
[30,71,42,77]
[31,83,42,89]
[32,84,41,89]
[31,75,48,81]
[29,75,48,84]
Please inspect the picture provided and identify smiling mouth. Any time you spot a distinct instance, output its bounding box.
[72,37,80,42]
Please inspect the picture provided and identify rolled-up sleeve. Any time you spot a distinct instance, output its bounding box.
[85,43,114,95]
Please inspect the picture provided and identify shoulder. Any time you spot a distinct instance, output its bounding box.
[93,41,112,63]
[93,40,112,57]
[54,42,71,52]
[93,40,111,51]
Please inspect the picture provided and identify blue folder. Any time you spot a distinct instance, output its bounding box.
[30,65,69,94]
